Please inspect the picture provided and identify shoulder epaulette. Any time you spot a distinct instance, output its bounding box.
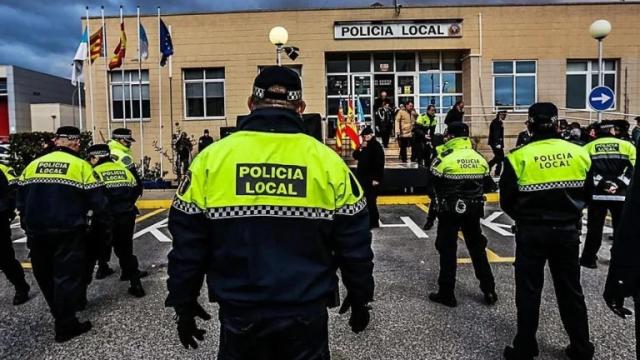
[441,149,454,157]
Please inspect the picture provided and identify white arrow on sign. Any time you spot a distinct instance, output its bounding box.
[591,93,611,104]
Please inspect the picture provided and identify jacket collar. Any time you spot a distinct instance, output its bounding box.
[108,139,131,154]
[444,137,472,150]
[238,108,305,134]
[94,158,113,167]
[52,146,81,158]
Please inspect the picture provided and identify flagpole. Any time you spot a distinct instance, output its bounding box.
[169,24,175,176]
[137,6,144,176]
[86,6,96,142]
[120,5,127,130]
[157,7,163,176]
[102,6,112,139]
[77,81,84,131]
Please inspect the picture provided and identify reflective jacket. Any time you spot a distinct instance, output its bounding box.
[583,135,636,202]
[94,160,141,216]
[17,147,107,234]
[430,137,494,204]
[108,140,143,191]
[166,108,374,315]
[0,164,17,213]
[415,114,437,137]
[500,136,592,224]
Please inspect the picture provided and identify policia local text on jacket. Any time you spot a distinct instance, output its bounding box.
[428,122,497,308]
[500,103,594,360]
[0,163,30,305]
[84,144,145,298]
[580,125,636,269]
[17,127,107,342]
[166,66,374,358]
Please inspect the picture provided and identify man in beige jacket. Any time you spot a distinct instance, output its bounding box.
[395,101,417,163]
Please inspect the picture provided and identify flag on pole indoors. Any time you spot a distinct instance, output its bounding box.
[89,27,103,63]
[139,23,149,60]
[159,19,173,66]
[71,28,88,85]
[109,21,127,70]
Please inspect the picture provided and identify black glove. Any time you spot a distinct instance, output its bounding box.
[338,295,371,334]
[174,302,212,349]
[603,276,633,319]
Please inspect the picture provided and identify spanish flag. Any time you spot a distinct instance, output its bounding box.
[89,27,103,64]
[335,99,345,149]
[108,22,127,70]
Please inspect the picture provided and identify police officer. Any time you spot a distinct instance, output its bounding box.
[84,144,145,297]
[166,66,374,357]
[580,121,636,269]
[603,139,640,358]
[488,110,506,176]
[428,122,497,308]
[17,126,106,342]
[413,105,438,167]
[500,103,594,360]
[0,161,30,305]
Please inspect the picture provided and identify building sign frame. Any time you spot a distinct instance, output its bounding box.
[334,19,463,40]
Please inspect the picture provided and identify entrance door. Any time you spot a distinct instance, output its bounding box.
[0,97,8,141]
[395,74,417,109]
[350,74,372,125]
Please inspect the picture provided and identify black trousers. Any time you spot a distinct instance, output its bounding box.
[512,223,594,358]
[435,212,495,294]
[111,212,141,280]
[411,136,426,165]
[487,147,504,176]
[582,201,623,262]
[398,137,411,163]
[363,184,379,229]
[217,309,330,360]
[0,215,28,291]
[379,129,390,148]
[28,231,86,327]
[84,221,114,285]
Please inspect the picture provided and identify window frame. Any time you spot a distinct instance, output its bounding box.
[565,59,617,111]
[182,68,226,120]
[417,51,463,115]
[492,60,538,112]
[109,70,151,122]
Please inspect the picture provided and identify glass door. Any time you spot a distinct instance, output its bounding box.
[351,74,373,126]
[396,74,417,109]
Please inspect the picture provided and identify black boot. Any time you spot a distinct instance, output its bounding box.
[120,270,148,281]
[95,264,115,280]
[579,256,597,269]
[484,291,498,306]
[428,292,457,308]
[128,278,146,298]
[55,320,92,343]
[12,285,30,306]
[503,346,534,360]
[423,218,435,230]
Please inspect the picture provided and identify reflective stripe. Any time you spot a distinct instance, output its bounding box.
[104,183,137,189]
[591,154,629,161]
[518,180,585,192]
[441,173,486,180]
[172,197,367,219]
[593,195,626,201]
[593,174,603,186]
[618,173,632,186]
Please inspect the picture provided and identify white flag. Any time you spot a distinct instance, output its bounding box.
[71,29,88,86]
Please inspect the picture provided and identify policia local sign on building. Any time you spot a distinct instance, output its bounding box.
[334,20,462,40]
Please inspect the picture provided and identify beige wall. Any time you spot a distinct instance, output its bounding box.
[31,103,82,132]
[84,3,640,169]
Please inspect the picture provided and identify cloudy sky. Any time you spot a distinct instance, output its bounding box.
[0,0,626,78]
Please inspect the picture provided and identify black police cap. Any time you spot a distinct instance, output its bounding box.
[446,122,469,137]
[55,126,81,140]
[528,103,558,124]
[112,128,136,142]
[87,144,111,158]
[360,126,374,136]
[252,66,302,102]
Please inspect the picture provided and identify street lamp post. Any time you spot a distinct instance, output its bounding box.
[589,19,612,122]
[269,26,289,66]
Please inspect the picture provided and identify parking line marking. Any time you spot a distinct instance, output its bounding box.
[136,208,166,223]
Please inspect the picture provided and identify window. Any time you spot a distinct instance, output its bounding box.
[418,51,463,114]
[566,60,617,110]
[0,79,6,95]
[110,70,150,121]
[183,68,225,118]
[493,60,536,111]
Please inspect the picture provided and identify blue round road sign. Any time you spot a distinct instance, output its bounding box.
[588,86,615,112]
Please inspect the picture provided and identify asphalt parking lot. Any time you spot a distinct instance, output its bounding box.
[0,202,635,359]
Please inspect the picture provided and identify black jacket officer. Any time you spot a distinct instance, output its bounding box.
[604,140,640,359]
[165,66,374,358]
[500,103,594,360]
[0,162,30,305]
[428,122,497,308]
[488,110,506,176]
[17,126,107,343]
[353,126,385,229]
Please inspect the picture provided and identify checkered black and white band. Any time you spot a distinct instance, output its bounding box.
[441,173,487,180]
[518,180,585,192]
[104,183,137,189]
[591,154,629,160]
[253,86,302,101]
[19,177,101,190]
[172,198,367,219]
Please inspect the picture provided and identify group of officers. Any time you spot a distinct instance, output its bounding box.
[0,127,147,342]
[2,65,640,359]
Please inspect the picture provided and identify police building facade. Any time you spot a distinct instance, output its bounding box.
[85,2,640,166]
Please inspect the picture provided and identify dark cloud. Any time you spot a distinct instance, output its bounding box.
[0,0,626,79]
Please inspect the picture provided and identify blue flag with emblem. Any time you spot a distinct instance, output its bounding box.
[356,96,365,123]
[159,19,173,66]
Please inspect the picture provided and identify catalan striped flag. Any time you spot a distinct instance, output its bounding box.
[335,98,345,149]
[108,21,127,70]
[89,27,103,63]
